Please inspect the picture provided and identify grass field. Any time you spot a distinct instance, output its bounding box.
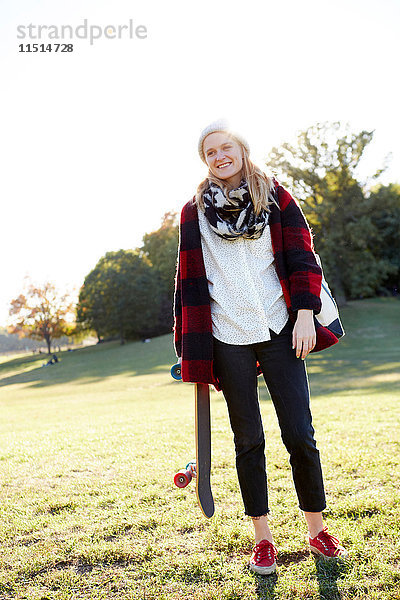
[0,298,399,600]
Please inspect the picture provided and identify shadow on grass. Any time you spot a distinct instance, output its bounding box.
[249,554,348,600]
[210,351,400,403]
[0,335,177,389]
[277,549,309,567]
[253,571,278,599]
[247,552,308,599]
[2,342,400,398]
[313,555,349,600]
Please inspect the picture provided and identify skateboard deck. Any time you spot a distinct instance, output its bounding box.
[195,383,214,518]
[171,364,214,518]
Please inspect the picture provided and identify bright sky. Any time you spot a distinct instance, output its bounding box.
[1,0,399,325]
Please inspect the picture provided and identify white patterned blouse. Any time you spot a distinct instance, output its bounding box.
[197,205,289,345]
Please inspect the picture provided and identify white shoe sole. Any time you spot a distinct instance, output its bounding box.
[249,561,277,575]
[310,546,349,559]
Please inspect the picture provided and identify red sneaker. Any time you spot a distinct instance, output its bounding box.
[249,539,277,575]
[308,526,348,559]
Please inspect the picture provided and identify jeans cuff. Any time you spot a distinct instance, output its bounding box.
[298,503,327,513]
[246,510,270,518]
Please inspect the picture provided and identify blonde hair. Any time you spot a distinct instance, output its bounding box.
[195,140,278,215]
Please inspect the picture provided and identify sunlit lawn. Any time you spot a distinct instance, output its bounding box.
[0,298,399,599]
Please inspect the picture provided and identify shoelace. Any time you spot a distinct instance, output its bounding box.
[314,527,342,555]
[253,540,277,562]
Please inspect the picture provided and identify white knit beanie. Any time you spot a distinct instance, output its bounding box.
[198,119,250,164]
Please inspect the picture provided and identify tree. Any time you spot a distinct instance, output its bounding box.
[368,183,400,293]
[267,121,394,302]
[8,282,75,353]
[140,212,179,335]
[77,250,161,343]
[141,212,179,294]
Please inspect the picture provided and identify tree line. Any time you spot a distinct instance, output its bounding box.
[76,211,178,344]
[8,122,400,352]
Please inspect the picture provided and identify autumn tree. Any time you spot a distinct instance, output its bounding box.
[8,282,75,354]
[267,121,394,302]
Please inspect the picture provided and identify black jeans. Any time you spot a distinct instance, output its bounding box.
[213,320,326,517]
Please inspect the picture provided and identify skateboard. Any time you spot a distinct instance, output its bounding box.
[171,363,215,518]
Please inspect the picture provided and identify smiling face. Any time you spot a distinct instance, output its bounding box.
[203,132,244,188]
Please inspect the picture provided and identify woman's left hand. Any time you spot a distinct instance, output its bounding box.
[292,309,316,360]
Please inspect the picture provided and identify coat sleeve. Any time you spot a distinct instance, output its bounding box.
[173,213,183,358]
[279,185,322,314]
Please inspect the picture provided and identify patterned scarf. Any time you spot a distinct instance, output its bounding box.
[202,178,269,240]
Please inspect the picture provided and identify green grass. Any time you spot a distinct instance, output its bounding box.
[0,297,399,600]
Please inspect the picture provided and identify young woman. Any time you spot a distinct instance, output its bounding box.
[173,120,348,575]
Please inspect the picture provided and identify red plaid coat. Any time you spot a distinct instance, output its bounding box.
[173,178,338,390]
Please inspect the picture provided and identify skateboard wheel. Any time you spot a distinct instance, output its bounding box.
[174,468,192,488]
[171,363,182,380]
